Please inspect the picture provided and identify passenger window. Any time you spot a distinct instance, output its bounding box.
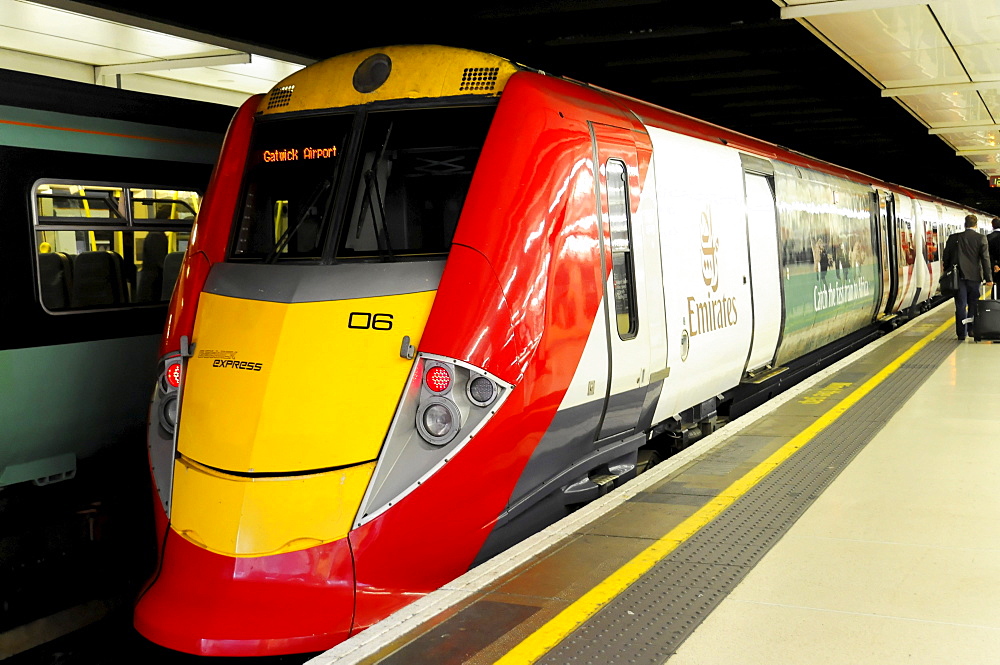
[605,159,638,339]
[900,220,916,265]
[925,225,938,262]
[34,182,199,312]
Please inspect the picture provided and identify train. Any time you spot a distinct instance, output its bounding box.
[0,66,233,645]
[0,67,228,489]
[132,45,990,656]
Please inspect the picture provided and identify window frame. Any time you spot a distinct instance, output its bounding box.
[32,178,200,315]
[228,99,499,265]
[604,158,639,340]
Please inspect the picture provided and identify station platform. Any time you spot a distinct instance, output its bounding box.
[309,302,999,665]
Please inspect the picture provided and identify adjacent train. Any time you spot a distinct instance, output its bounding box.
[0,66,232,643]
[0,67,228,489]
[133,45,988,656]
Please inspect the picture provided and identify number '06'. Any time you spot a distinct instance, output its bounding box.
[348,312,394,330]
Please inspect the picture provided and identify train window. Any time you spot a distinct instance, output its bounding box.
[605,159,638,339]
[900,219,916,265]
[231,106,495,263]
[925,226,939,262]
[36,185,126,222]
[337,106,495,261]
[130,188,199,222]
[33,182,199,312]
[232,113,353,261]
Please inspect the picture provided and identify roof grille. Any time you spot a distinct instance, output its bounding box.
[267,85,295,109]
[459,67,499,92]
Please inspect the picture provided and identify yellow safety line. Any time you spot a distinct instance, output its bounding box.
[496,316,955,664]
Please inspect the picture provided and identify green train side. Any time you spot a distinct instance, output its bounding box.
[0,68,229,488]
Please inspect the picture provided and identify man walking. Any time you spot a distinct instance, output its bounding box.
[943,215,993,340]
[988,218,1000,280]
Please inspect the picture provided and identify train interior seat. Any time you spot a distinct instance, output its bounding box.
[70,250,127,307]
[161,251,185,301]
[294,215,321,254]
[136,231,168,303]
[38,251,73,310]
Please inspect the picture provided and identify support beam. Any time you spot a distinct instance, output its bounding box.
[929,124,1000,135]
[35,0,313,66]
[955,148,1000,156]
[780,0,951,20]
[95,53,251,83]
[883,80,1000,97]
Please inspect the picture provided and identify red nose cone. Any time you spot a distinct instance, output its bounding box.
[134,531,355,656]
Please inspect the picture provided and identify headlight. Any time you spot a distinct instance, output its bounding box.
[416,398,461,446]
[159,393,178,434]
[423,404,453,437]
[467,375,497,407]
[354,354,515,527]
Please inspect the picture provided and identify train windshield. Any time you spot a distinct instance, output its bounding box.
[231,105,495,262]
[233,114,351,261]
[335,106,494,261]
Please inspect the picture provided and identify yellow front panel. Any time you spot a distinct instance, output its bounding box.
[260,45,519,116]
[178,289,436,473]
[170,457,375,557]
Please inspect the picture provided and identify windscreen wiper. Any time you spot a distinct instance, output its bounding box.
[355,123,395,261]
[265,178,332,264]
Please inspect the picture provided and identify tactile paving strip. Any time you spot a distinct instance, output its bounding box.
[538,336,956,665]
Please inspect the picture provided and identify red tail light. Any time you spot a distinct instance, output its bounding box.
[425,366,451,393]
[166,362,182,388]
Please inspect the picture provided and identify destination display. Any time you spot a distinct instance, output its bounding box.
[261,146,338,163]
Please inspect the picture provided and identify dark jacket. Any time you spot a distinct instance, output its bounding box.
[943,228,992,282]
[988,230,1000,275]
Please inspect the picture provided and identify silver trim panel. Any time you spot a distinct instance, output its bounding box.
[205,260,446,303]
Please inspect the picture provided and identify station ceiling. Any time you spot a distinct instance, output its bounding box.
[8,0,1000,214]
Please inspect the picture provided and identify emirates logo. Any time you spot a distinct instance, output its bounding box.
[700,211,720,292]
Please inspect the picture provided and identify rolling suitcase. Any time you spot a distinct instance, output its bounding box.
[973,284,1000,342]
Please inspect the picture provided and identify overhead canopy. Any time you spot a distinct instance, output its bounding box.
[778,0,1000,181]
[4,0,1000,211]
[0,0,310,106]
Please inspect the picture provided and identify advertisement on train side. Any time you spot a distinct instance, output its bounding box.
[773,165,879,365]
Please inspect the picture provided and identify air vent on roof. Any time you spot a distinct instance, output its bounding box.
[267,85,295,109]
[459,67,500,92]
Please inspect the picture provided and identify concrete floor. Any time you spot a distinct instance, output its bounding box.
[669,338,1000,664]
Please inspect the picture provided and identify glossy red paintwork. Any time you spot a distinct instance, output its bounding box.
[353,73,624,628]
[422,73,627,377]
[134,529,354,656]
[160,94,260,357]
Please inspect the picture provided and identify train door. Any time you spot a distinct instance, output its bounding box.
[926,209,941,298]
[911,201,938,307]
[891,194,917,313]
[878,190,898,315]
[590,123,661,440]
[740,156,781,374]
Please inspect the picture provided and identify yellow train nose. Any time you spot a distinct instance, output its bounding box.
[169,288,436,556]
[169,457,376,556]
[177,290,436,473]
